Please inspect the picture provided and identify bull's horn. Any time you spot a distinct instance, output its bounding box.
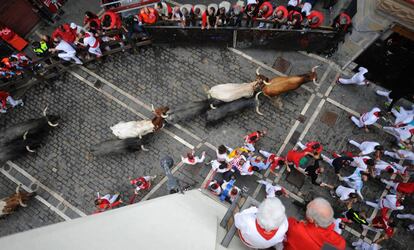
[15,184,22,194]
[47,121,59,127]
[151,104,155,112]
[42,106,48,116]
[161,113,168,118]
[313,78,317,85]
[18,198,28,208]
[141,145,149,151]
[139,135,142,139]
[311,65,321,72]
[256,67,261,76]
[210,104,217,110]
[26,146,36,153]
[23,131,28,140]
[255,92,264,116]
[263,80,271,86]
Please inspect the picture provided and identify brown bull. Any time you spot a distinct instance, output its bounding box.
[0,185,35,217]
[255,66,320,97]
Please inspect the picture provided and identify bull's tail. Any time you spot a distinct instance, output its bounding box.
[255,92,264,116]
[42,106,59,127]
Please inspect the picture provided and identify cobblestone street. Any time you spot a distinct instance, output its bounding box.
[1,1,414,249]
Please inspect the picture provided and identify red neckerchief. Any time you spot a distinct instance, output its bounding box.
[255,219,278,240]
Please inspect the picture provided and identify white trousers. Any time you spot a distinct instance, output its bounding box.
[338,75,366,85]
[376,90,392,102]
[259,150,273,158]
[321,154,334,167]
[397,213,414,221]
[89,46,102,57]
[381,179,398,191]
[244,143,255,152]
[58,51,82,64]
[351,116,364,128]
[102,194,119,204]
[392,107,413,125]
[7,96,23,107]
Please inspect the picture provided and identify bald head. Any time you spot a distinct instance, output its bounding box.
[306,197,334,228]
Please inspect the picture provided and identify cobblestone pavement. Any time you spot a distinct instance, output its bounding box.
[1,13,414,250]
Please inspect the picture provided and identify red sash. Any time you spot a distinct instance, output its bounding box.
[255,219,278,240]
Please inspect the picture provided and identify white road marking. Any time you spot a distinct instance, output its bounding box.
[69,70,195,149]
[6,161,87,217]
[298,99,326,142]
[78,66,204,144]
[0,168,71,221]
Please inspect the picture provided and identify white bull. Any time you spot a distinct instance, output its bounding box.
[208,81,257,103]
[110,120,155,139]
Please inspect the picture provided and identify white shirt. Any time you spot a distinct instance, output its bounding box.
[83,33,99,48]
[258,180,283,198]
[333,218,343,235]
[335,185,356,201]
[301,2,312,16]
[55,40,76,54]
[351,156,371,171]
[374,160,396,176]
[360,107,381,126]
[351,67,368,83]
[235,207,288,249]
[358,141,380,155]
[381,194,404,210]
[288,0,301,6]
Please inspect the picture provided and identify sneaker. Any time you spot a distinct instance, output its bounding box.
[151,175,157,180]
[0,109,6,113]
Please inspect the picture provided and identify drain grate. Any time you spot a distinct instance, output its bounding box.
[273,56,291,74]
[320,111,338,127]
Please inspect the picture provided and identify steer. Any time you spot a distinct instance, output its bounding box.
[90,137,150,156]
[206,69,263,105]
[110,106,169,139]
[0,106,59,144]
[162,100,210,124]
[0,184,35,218]
[206,97,260,123]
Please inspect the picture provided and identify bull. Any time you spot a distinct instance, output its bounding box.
[90,137,149,156]
[110,106,169,139]
[206,97,261,123]
[0,106,59,144]
[0,184,35,218]
[161,100,210,124]
[254,66,320,113]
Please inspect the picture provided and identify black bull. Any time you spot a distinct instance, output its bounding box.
[163,100,210,123]
[206,98,257,123]
[90,136,150,156]
[0,110,60,164]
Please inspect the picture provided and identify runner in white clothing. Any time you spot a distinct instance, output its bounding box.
[383,124,414,143]
[365,194,404,211]
[391,105,414,125]
[348,140,383,157]
[338,67,369,85]
[257,180,288,198]
[49,39,83,64]
[385,149,414,163]
[80,30,102,57]
[351,107,382,132]
[181,150,206,165]
[351,239,381,250]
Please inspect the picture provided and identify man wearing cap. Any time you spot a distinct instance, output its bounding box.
[235,198,288,249]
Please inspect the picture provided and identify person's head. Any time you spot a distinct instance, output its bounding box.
[218,145,227,155]
[94,199,102,206]
[278,160,285,166]
[70,22,77,30]
[310,16,320,25]
[276,10,283,18]
[85,11,97,19]
[256,198,287,231]
[365,159,375,167]
[343,159,353,167]
[306,197,334,228]
[102,15,111,28]
[219,7,225,14]
[349,193,358,200]
[275,190,284,196]
[194,8,200,15]
[374,145,384,152]
[135,180,143,187]
[156,3,162,9]
[187,152,194,160]
[374,111,384,117]
[31,41,41,49]
[208,7,215,15]
[258,6,268,17]
[210,182,219,190]
[361,172,370,181]
[339,16,348,25]
[230,188,238,196]
[318,166,325,173]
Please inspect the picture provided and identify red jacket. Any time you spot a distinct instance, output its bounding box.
[397,182,414,194]
[0,91,11,109]
[274,5,288,19]
[284,217,346,250]
[52,24,76,43]
[244,131,262,144]
[101,11,122,29]
[139,8,158,24]
[258,1,273,18]
[307,10,324,28]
